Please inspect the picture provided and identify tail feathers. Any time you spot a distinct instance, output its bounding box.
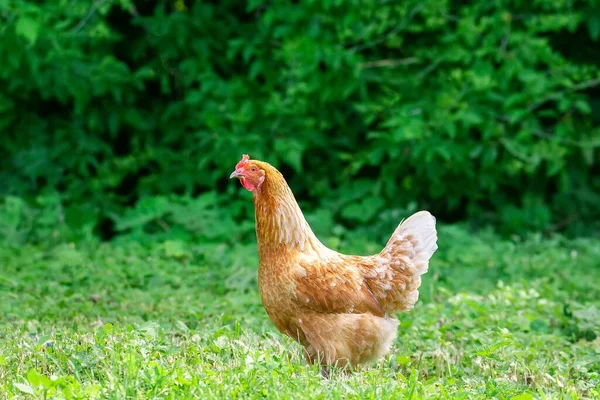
[387,210,438,275]
[363,211,438,313]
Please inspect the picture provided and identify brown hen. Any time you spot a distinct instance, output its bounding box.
[230,155,438,370]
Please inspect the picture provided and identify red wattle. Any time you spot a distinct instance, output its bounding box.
[241,178,255,191]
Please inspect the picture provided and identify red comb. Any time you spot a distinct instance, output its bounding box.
[235,154,250,170]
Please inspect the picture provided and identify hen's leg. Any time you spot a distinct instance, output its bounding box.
[303,346,332,379]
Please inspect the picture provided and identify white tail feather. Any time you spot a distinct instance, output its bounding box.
[387,210,438,275]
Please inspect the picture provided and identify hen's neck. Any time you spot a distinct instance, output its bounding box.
[252,172,322,254]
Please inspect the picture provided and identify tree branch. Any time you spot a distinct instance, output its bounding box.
[349,3,424,53]
[358,57,420,69]
[526,77,600,115]
[493,113,600,148]
[532,130,600,148]
[499,138,537,164]
[72,0,110,33]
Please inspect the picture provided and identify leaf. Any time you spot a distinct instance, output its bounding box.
[249,61,263,80]
[114,196,170,231]
[175,320,190,332]
[15,16,40,45]
[84,385,102,397]
[475,340,512,357]
[582,147,594,166]
[163,240,189,258]
[274,140,304,173]
[13,382,34,394]
[530,319,548,333]
[574,99,592,114]
[396,355,412,366]
[510,393,534,400]
[0,196,26,231]
[341,197,385,223]
[27,369,52,389]
[138,321,160,340]
[587,13,600,41]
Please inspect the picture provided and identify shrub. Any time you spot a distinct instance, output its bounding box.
[1,0,599,238]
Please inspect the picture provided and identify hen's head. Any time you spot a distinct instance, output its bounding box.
[229,154,266,192]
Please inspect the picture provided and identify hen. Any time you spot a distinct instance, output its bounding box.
[230,155,438,371]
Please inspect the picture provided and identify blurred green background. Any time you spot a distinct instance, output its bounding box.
[1,0,599,244]
[1,2,600,397]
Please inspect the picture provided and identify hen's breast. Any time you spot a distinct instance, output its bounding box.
[257,250,305,338]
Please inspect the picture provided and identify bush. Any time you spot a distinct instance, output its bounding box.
[1,0,599,238]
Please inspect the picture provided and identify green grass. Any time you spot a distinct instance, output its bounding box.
[0,225,599,399]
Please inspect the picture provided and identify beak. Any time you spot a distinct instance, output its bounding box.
[229,170,243,179]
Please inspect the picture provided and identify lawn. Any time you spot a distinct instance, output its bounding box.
[0,225,599,399]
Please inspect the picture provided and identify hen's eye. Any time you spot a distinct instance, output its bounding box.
[251,167,256,172]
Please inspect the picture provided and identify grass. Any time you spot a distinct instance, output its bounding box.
[0,224,599,399]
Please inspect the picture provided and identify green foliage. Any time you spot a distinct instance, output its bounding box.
[0,192,256,248]
[1,227,599,398]
[1,0,600,237]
